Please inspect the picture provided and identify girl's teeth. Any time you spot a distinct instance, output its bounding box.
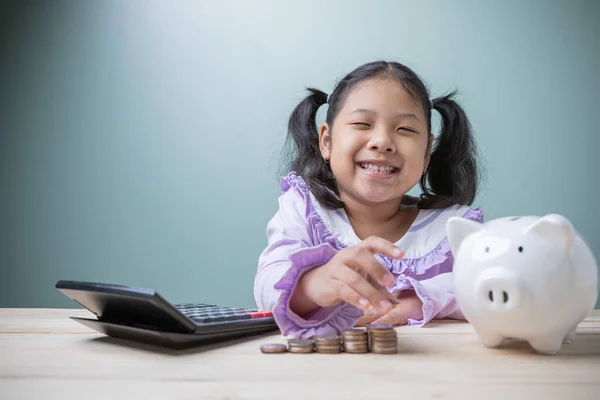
[360,163,396,174]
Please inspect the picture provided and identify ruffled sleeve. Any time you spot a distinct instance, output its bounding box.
[254,172,363,339]
[403,207,484,326]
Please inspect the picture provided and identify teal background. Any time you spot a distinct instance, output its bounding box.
[1,0,598,309]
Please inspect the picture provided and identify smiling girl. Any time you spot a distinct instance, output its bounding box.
[254,61,483,339]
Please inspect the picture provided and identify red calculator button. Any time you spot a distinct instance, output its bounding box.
[249,312,273,318]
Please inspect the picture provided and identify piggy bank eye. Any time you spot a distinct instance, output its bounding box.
[518,246,523,252]
[485,246,490,253]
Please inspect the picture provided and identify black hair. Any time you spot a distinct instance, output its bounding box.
[282,60,480,210]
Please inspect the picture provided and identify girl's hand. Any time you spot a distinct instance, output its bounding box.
[356,290,423,326]
[296,237,404,314]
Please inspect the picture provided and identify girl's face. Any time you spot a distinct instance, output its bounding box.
[319,77,433,206]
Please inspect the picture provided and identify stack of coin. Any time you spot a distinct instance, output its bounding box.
[287,339,315,354]
[341,329,369,353]
[314,335,342,354]
[367,323,398,354]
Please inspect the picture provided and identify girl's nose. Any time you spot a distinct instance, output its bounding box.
[368,130,396,153]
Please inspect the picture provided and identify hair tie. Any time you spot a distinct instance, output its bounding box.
[326,93,330,104]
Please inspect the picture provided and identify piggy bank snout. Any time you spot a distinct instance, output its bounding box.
[474,268,524,312]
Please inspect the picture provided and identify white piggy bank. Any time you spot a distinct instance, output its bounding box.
[447,214,598,355]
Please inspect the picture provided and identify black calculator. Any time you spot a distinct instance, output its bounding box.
[55,280,279,349]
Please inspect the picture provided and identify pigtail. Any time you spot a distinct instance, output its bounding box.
[285,88,342,209]
[419,91,478,209]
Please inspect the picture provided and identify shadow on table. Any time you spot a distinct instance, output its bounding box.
[86,330,280,356]
[475,332,600,357]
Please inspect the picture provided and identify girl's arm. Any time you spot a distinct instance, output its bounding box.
[402,271,465,326]
[254,182,363,339]
[358,207,484,327]
[397,207,484,326]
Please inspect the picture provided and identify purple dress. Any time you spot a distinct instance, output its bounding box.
[254,172,484,339]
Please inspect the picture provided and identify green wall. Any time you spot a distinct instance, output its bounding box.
[1,0,598,309]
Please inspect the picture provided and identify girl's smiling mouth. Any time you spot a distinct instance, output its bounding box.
[357,161,399,178]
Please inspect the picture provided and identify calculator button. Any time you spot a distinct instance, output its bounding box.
[226,314,252,321]
[192,316,215,323]
[191,306,216,311]
[248,312,273,318]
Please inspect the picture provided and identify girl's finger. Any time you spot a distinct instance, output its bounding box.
[367,275,400,304]
[356,305,385,326]
[362,236,405,260]
[331,279,371,311]
[372,304,408,326]
[346,248,397,290]
[332,265,393,312]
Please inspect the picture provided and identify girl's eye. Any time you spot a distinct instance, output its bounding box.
[397,127,417,133]
[351,122,371,129]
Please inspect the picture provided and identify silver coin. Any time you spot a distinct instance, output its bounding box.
[316,348,342,354]
[288,346,314,354]
[316,344,342,349]
[344,343,368,347]
[315,340,341,345]
[371,342,398,348]
[372,346,398,350]
[342,329,368,337]
[369,329,396,335]
[316,334,341,340]
[260,343,288,354]
[370,337,397,341]
[344,347,368,353]
[371,341,397,346]
[367,323,394,330]
[288,339,315,346]
[315,337,341,345]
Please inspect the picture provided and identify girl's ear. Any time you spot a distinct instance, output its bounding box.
[319,123,332,161]
[424,133,434,171]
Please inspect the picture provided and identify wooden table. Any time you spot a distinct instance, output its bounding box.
[1,309,599,399]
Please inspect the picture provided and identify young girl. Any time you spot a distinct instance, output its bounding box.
[254,61,483,339]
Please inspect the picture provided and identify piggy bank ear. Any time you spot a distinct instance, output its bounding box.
[524,214,575,249]
[447,217,484,256]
